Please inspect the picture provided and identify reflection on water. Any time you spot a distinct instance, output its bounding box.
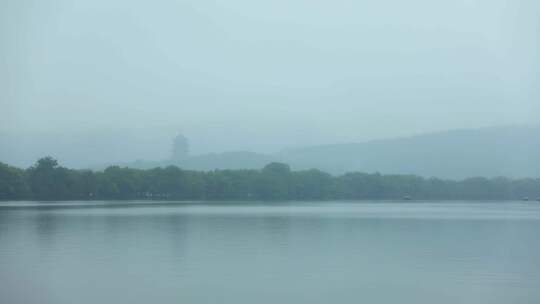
[1,201,540,304]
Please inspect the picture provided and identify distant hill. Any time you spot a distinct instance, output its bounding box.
[104,125,540,179]
[276,125,540,179]
[98,151,274,172]
[177,151,275,171]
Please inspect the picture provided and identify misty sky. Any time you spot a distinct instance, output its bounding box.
[1,0,539,167]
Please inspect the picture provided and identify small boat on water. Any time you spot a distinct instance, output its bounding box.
[403,195,412,201]
[522,197,529,201]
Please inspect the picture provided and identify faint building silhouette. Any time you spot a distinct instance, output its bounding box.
[171,134,189,162]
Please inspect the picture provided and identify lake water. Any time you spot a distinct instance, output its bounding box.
[1,201,539,304]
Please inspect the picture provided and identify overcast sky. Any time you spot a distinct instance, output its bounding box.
[1,0,539,167]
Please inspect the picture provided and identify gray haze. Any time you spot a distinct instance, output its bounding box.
[1,0,539,168]
[102,125,540,179]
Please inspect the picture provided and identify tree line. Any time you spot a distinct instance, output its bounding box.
[1,157,539,201]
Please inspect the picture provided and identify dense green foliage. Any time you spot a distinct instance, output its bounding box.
[1,157,539,201]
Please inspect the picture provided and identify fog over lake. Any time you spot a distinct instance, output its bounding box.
[1,1,540,303]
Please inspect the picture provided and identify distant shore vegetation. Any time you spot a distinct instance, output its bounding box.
[1,157,539,201]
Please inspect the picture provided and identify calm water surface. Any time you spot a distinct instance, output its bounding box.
[1,201,539,304]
